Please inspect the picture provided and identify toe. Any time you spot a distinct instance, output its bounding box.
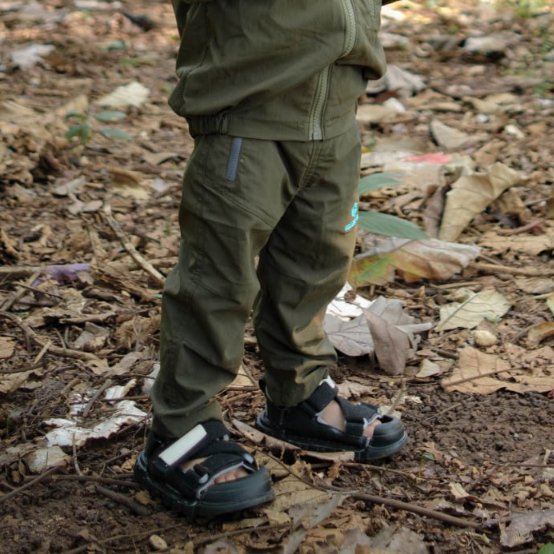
[363,419,381,438]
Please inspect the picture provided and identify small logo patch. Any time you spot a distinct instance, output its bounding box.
[345,202,359,232]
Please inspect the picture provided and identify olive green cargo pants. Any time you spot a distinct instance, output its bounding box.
[151,125,361,439]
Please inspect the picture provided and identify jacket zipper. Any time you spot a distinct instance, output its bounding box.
[309,0,356,140]
[309,66,330,140]
[340,0,357,58]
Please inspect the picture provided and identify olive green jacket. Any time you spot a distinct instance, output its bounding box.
[170,0,387,141]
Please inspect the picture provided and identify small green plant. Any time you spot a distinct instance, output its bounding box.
[418,450,435,478]
[500,0,548,18]
[357,172,427,240]
[64,110,131,145]
[538,543,554,554]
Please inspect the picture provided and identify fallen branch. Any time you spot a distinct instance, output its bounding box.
[82,379,113,418]
[263,451,481,529]
[0,467,59,505]
[442,366,524,388]
[52,475,140,488]
[0,311,99,362]
[102,205,165,285]
[470,261,553,277]
[1,270,41,311]
[95,485,150,516]
[342,489,481,529]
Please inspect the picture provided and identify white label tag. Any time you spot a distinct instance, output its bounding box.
[158,424,208,467]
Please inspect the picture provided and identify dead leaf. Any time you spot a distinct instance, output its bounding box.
[10,43,55,69]
[501,509,554,548]
[203,539,238,554]
[436,288,511,332]
[367,64,426,97]
[0,337,16,359]
[515,277,554,294]
[284,495,342,554]
[442,345,554,394]
[96,81,150,109]
[439,162,521,242]
[527,322,554,347]
[430,119,472,149]
[350,237,481,286]
[365,310,411,376]
[480,228,554,256]
[24,446,69,474]
[323,314,374,357]
[371,526,429,554]
[416,359,445,378]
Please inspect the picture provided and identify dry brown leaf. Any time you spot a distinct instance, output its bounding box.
[436,288,511,332]
[442,345,554,394]
[479,228,554,256]
[501,509,554,547]
[351,237,480,286]
[430,119,472,149]
[0,336,16,359]
[527,322,554,347]
[442,347,512,394]
[439,162,521,241]
[371,526,429,554]
[365,310,411,376]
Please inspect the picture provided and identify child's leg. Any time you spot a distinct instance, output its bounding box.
[254,126,407,461]
[150,134,284,439]
[254,125,360,405]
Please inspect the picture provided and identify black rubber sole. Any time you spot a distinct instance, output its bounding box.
[134,452,274,520]
[256,412,408,462]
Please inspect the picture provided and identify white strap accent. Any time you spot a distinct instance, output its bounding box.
[158,424,208,467]
[321,376,336,389]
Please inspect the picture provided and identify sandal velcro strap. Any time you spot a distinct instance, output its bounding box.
[153,421,229,473]
[336,397,380,436]
[300,376,339,416]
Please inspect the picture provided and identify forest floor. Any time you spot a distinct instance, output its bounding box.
[1,0,554,553]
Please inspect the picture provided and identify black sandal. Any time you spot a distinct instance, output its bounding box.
[134,420,274,519]
[256,377,408,461]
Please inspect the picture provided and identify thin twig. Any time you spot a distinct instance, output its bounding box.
[52,475,140,488]
[1,270,41,311]
[102,205,165,285]
[82,379,113,417]
[0,311,99,362]
[72,433,82,476]
[263,451,480,529]
[385,377,406,416]
[496,219,543,236]
[0,466,59,505]
[442,367,524,388]
[470,261,553,277]
[95,485,151,516]
[32,340,51,365]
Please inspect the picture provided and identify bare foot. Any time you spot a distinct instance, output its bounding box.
[319,400,381,438]
[181,458,248,484]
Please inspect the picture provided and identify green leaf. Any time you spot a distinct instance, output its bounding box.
[538,543,554,554]
[95,110,127,122]
[100,128,132,141]
[65,111,87,121]
[65,123,84,140]
[65,122,91,144]
[358,172,402,196]
[421,452,435,462]
[357,212,427,240]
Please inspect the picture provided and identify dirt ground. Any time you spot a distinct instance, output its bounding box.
[1,1,554,553]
